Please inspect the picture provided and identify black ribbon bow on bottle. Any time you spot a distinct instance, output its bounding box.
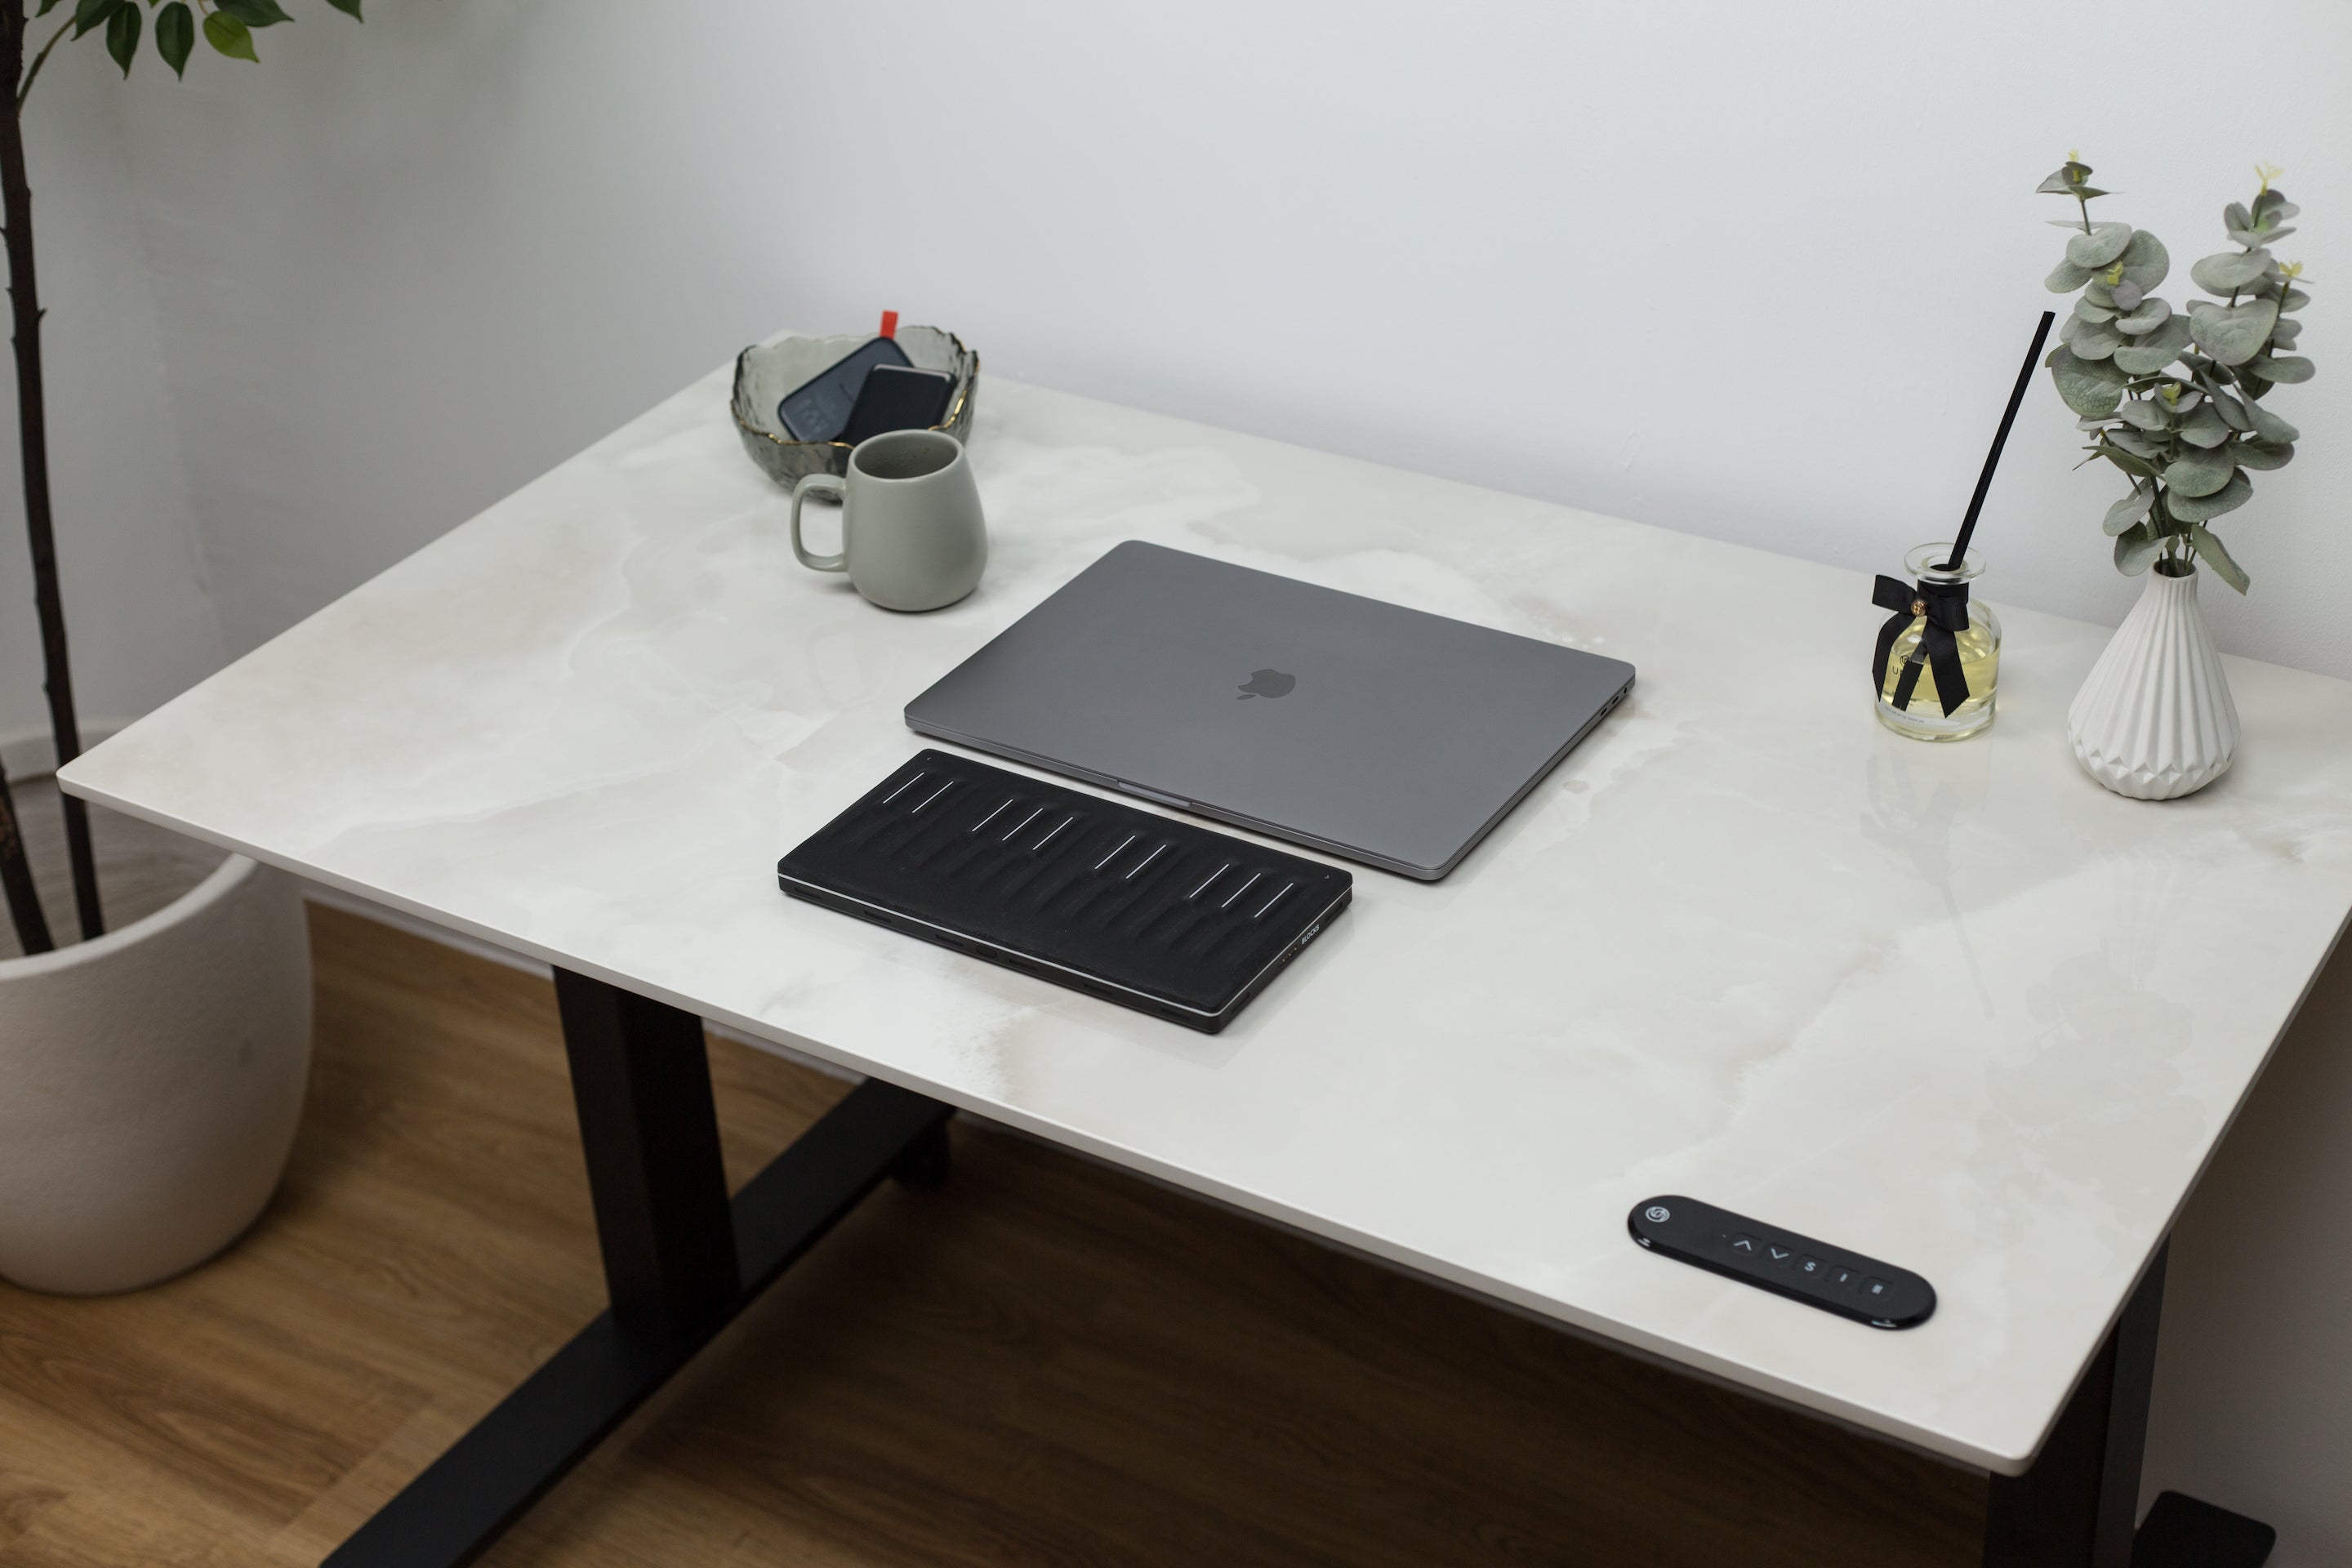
[1872,574,1971,717]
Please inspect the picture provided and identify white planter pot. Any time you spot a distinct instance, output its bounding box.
[2067,565,2241,801]
[0,728,311,1294]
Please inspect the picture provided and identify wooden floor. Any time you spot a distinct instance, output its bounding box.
[0,906,1986,1566]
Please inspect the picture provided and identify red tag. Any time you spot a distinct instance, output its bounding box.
[879,310,899,340]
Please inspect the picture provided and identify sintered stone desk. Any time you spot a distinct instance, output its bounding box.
[65,359,2346,1566]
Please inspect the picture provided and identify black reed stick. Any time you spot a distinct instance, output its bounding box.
[1943,310,2057,570]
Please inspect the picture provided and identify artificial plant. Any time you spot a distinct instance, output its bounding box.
[2040,155,2315,595]
[0,0,361,956]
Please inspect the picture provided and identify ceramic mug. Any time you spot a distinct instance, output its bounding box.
[789,429,987,612]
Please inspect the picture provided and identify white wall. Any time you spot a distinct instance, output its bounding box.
[20,0,2352,1555]
[0,51,220,740]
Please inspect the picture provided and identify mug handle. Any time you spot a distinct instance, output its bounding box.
[790,472,848,572]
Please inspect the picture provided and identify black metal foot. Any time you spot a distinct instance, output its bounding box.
[323,971,951,1568]
[889,1116,952,1188]
[2132,1492,2275,1567]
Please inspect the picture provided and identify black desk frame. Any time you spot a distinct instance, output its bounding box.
[321,971,2274,1567]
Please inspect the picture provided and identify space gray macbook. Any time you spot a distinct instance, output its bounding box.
[903,541,1634,880]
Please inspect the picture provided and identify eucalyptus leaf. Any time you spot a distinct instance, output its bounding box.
[2247,354,2314,384]
[2245,399,2298,443]
[2114,521,2163,574]
[2069,318,2124,360]
[2115,399,2170,433]
[2188,299,2279,367]
[2104,486,2154,535]
[2112,314,2193,374]
[2254,189,2297,221]
[2094,445,2158,480]
[2068,223,2134,269]
[2038,163,2094,195]
[2234,439,2295,470]
[2190,248,2273,293]
[2164,443,2237,498]
[2190,523,2250,594]
[2225,202,2252,234]
[2270,318,2301,350]
[2196,372,2254,430]
[2176,403,2231,448]
[2106,429,2166,461]
[2047,256,2094,293]
[2230,225,2296,247]
[2111,279,2145,311]
[2116,229,2170,290]
[2278,287,2310,312]
[2047,345,2127,416]
[2167,469,2253,523]
[2074,297,2117,324]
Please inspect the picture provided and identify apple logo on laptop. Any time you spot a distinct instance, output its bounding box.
[1237,668,1295,701]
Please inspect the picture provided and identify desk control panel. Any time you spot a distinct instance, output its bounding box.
[1628,1196,1936,1330]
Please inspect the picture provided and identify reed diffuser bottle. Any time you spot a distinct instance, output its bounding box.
[1866,310,2051,744]
[1873,545,2002,740]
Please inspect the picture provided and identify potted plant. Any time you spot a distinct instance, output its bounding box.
[0,0,367,1294]
[2038,154,2315,800]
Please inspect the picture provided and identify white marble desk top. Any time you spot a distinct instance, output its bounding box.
[63,359,2352,1474]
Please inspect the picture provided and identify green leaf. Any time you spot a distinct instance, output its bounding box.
[2277,287,2310,313]
[2254,188,2297,222]
[2112,314,2193,375]
[2094,444,2158,480]
[324,0,363,15]
[2105,485,2154,535]
[2195,373,2253,431]
[2114,520,2163,575]
[35,0,64,13]
[2067,222,2134,270]
[2110,279,2145,312]
[2245,354,2314,384]
[2244,399,2298,443]
[2115,398,2171,433]
[214,0,292,25]
[2190,248,2274,293]
[72,0,123,39]
[2230,224,2296,248]
[2074,297,2117,323]
[2234,439,2294,471]
[2187,299,2279,367]
[105,0,138,74]
[2116,229,2170,291]
[2225,202,2253,234]
[2065,316,2124,361]
[2167,469,2252,523]
[2047,256,2095,293]
[2270,318,2301,350]
[2106,429,2167,461]
[2164,443,2237,498]
[2115,296,2172,335]
[203,10,257,60]
[2048,345,2127,416]
[2038,163,2096,195]
[2189,523,2250,594]
[2176,403,2233,448]
[155,2,193,76]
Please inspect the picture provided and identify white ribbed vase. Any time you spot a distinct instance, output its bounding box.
[2067,566,2240,800]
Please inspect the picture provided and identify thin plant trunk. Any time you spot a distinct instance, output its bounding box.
[0,3,99,943]
[0,760,49,951]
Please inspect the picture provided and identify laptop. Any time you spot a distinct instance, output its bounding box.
[903,541,1635,880]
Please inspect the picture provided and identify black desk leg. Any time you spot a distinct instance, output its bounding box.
[323,969,953,1568]
[1982,1244,2276,1567]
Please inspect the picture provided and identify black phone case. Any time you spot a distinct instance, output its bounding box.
[841,363,957,444]
[777,751,1352,1032]
[777,336,912,443]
